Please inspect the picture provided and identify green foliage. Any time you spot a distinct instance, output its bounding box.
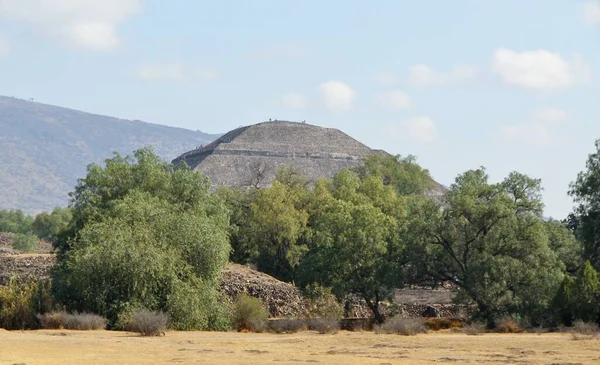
[12,233,40,252]
[233,293,269,332]
[32,207,72,243]
[569,139,600,270]
[167,280,232,331]
[298,170,405,323]
[407,169,565,326]
[52,148,231,329]
[354,154,433,195]
[555,261,600,325]
[0,209,33,234]
[303,284,343,319]
[234,171,310,282]
[544,219,583,273]
[0,277,53,330]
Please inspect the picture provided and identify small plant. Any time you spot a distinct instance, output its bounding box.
[233,293,269,332]
[37,311,68,329]
[308,318,340,334]
[269,318,306,334]
[425,318,464,331]
[62,313,107,330]
[127,309,169,336]
[0,277,40,330]
[568,320,599,340]
[494,317,524,333]
[12,233,40,253]
[374,317,428,336]
[303,284,343,319]
[462,322,486,336]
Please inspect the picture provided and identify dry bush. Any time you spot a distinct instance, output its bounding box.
[308,318,340,334]
[568,320,599,341]
[425,318,464,331]
[127,309,168,336]
[269,318,307,334]
[62,313,107,330]
[494,317,524,333]
[375,317,428,336]
[233,293,269,332]
[462,322,486,336]
[37,311,68,329]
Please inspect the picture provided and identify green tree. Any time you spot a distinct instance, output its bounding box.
[238,173,309,282]
[569,139,600,270]
[32,207,72,243]
[52,148,231,328]
[0,209,33,234]
[553,261,600,324]
[408,169,564,326]
[544,219,582,273]
[353,154,433,195]
[298,170,405,323]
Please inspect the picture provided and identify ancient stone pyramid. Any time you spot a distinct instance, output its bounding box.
[172,120,382,188]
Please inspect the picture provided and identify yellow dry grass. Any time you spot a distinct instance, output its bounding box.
[1,329,599,365]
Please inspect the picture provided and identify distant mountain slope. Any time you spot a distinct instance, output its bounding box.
[0,96,219,214]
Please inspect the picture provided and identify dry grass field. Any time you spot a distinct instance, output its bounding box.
[1,329,600,365]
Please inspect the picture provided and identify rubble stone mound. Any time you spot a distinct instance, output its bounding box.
[219,263,306,318]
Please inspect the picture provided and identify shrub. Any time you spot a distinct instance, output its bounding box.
[303,285,342,319]
[462,322,486,336]
[566,320,599,340]
[36,311,106,330]
[572,320,599,335]
[425,318,464,331]
[308,318,340,334]
[269,318,306,334]
[494,317,524,333]
[12,233,40,253]
[233,293,269,332]
[0,277,43,330]
[166,281,233,331]
[375,317,428,336]
[37,311,68,329]
[63,313,107,330]
[126,309,169,336]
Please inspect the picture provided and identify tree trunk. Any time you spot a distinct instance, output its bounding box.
[364,295,385,324]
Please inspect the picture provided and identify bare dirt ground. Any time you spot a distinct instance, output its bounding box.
[1,330,599,365]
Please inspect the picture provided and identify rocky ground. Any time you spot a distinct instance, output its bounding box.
[0,233,464,319]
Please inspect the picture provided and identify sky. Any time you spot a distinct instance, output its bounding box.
[0,0,599,219]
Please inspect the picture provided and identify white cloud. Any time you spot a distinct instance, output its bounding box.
[281,92,308,109]
[319,81,355,111]
[389,117,438,143]
[377,90,412,109]
[503,108,568,147]
[583,1,600,25]
[0,36,9,57]
[0,0,142,51]
[492,49,591,91]
[136,63,218,83]
[408,64,477,86]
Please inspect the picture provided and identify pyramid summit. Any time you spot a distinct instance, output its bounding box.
[172,120,384,188]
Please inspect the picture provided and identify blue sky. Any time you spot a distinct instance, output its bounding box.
[0,0,599,218]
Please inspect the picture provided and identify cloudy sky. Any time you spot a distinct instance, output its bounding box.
[0,0,599,219]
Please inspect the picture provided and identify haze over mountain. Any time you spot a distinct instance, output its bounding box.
[0,96,220,214]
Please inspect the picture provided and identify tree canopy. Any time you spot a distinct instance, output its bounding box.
[52,148,231,328]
